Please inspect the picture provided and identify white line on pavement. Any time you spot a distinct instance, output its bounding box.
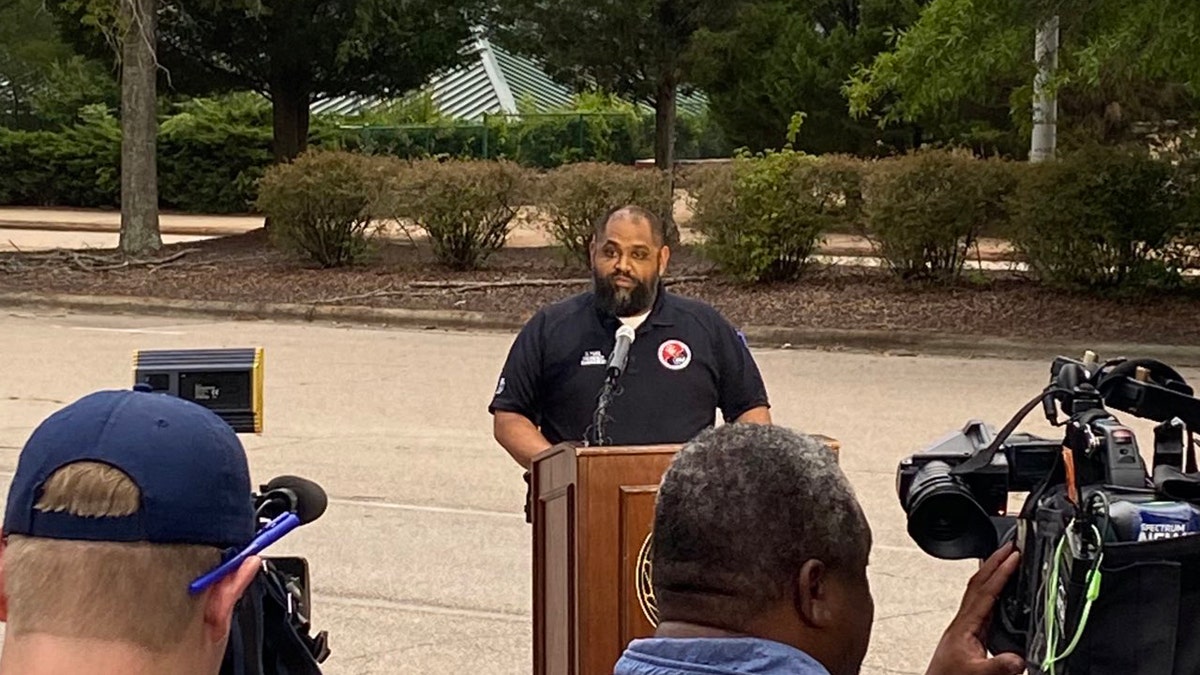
[0,469,523,521]
[311,594,529,622]
[328,497,523,520]
[67,326,187,335]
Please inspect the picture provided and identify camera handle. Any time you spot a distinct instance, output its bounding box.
[952,386,1073,477]
[1154,418,1196,474]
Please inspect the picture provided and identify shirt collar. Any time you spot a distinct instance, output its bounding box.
[621,636,831,675]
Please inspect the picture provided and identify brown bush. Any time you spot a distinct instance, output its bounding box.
[255,150,393,267]
[690,150,864,283]
[862,149,1015,282]
[1008,146,1189,289]
[534,162,674,268]
[392,159,531,270]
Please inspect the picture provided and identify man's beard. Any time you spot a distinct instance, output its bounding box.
[593,269,658,317]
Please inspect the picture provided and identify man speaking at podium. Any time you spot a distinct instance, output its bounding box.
[488,205,772,482]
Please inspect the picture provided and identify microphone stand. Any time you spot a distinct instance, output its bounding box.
[590,376,618,447]
[588,324,635,447]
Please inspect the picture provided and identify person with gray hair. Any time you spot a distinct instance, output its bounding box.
[614,423,1025,675]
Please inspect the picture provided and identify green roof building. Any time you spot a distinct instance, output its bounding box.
[311,37,706,121]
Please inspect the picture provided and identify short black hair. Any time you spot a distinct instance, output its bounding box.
[593,205,667,247]
[651,424,872,627]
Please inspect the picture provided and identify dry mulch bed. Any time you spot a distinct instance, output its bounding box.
[2,229,1199,346]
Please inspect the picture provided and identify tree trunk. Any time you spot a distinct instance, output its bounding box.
[653,74,677,171]
[1030,15,1059,162]
[271,82,311,164]
[118,0,161,256]
[654,73,679,242]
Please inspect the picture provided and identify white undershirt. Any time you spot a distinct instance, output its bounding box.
[620,311,651,331]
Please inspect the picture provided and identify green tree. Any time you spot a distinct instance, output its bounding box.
[488,0,744,170]
[688,0,928,154]
[51,0,485,163]
[0,0,66,127]
[0,0,116,129]
[844,0,1200,150]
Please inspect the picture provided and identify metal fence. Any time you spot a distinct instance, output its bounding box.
[336,110,729,166]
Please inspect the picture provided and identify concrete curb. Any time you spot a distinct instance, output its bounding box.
[740,324,1200,366]
[2,291,1199,366]
[0,292,526,332]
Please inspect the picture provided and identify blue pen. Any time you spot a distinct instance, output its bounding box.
[188,512,301,595]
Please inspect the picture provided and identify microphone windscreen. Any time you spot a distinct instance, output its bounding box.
[616,325,636,342]
[264,474,329,525]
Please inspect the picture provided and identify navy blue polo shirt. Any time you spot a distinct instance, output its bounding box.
[488,288,769,446]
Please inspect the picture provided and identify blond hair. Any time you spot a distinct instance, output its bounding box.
[4,462,224,650]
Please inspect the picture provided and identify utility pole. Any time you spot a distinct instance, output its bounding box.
[1030,15,1059,162]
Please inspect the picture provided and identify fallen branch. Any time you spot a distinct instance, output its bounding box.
[0,247,198,273]
[87,248,197,271]
[314,285,442,304]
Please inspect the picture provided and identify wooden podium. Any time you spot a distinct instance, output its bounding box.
[530,438,839,675]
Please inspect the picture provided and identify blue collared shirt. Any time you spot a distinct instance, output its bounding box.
[613,637,832,675]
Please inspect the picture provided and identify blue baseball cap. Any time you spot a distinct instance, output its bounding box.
[3,388,255,549]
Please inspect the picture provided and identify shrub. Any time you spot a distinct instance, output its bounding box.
[0,129,56,205]
[1172,157,1200,272]
[535,162,675,268]
[509,113,643,168]
[677,160,733,238]
[1008,146,1188,289]
[158,94,274,213]
[0,96,269,213]
[393,159,530,270]
[0,105,120,208]
[691,149,864,283]
[862,149,1015,282]
[255,150,392,267]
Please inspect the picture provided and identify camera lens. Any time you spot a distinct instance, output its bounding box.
[905,461,998,559]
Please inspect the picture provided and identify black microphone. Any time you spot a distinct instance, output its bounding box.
[607,325,637,380]
[256,475,328,525]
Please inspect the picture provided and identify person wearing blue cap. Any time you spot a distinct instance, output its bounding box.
[0,388,262,675]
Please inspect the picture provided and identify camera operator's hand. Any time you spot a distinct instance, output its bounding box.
[925,543,1026,675]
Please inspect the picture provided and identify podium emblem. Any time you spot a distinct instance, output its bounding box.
[635,531,659,626]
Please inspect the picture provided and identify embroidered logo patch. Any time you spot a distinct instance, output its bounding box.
[494,377,506,396]
[658,340,692,371]
[580,350,605,366]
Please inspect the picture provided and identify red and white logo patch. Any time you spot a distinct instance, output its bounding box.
[658,339,692,371]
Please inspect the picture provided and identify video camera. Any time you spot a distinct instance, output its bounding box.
[132,348,330,675]
[897,351,1200,675]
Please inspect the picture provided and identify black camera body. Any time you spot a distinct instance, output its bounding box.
[896,352,1200,675]
[224,484,331,675]
[896,423,1061,559]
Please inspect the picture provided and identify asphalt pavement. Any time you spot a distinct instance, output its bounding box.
[0,308,1188,674]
